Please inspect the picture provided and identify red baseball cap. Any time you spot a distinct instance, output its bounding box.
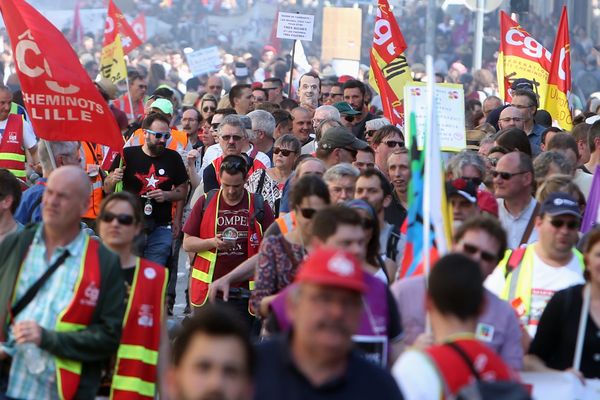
[295,247,367,293]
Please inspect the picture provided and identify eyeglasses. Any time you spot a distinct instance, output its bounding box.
[365,130,375,137]
[461,176,482,187]
[510,103,534,109]
[331,92,343,98]
[144,129,171,140]
[344,115,357,122]
[221,135,244,142]
[203,106,216,112]
[299,208,317,219]
[208,85,222,90]
[100,212,135,226]
[461,243,497,263]
[491,170,528,180]
[273,147,296,156]
[210,123,220,131]
[383,140,405,148]
[549,218,580,230]
[321,93,332,98]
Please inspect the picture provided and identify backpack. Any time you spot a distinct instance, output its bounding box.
[385,224,401,262]
[446,342,531,400]
[202,189,265,226]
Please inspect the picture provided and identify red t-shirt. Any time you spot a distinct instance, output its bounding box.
[183,192,275,285]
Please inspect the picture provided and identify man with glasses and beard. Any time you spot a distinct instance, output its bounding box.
[391,215,524,370]
[105,113,189,268]
[485,192,585,340]
[184,155,274,328]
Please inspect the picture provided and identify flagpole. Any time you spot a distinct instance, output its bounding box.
[423,0,436,336]
[289,39,297,99]
[124,74,136,122]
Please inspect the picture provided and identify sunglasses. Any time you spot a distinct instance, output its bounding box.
[362,218,375,230]
[344,115,357,122]
[203,106,216,112]
[299,208,317,219]
[210,123,220,131]
[491,170,528,180]
[100,212,135,226]
[221,159,247,173]
[461,243,497,263]
[549,218,580,230]
[137,84,147,90]
[321,93,332,98]
[221,135,244,142]
[383,140,405,148]
[144,129,171,140]
[461,176,482,186]
[365,130,375,137]
[273,147,296,156]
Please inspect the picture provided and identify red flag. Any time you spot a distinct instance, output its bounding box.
[103,0,142,55]
[268,10,281,53]
[131,13,147,43]
[368,0,411,126]
[0,0,123,151]
[545,7,572,130]
[70,0,83,46]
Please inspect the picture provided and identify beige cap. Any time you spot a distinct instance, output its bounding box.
[96,78,118,100]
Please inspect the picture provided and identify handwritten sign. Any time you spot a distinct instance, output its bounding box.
[185,46,221,77]
[404,83,466,152]
[276,12,314,41]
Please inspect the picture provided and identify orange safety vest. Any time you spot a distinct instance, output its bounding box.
[125,128,189,153]
[189,190,263,308]
[211,154,266,186]
[110,258,167,400]
[0,114,26,182]
[82,142,105,219]
[275,212,297,234]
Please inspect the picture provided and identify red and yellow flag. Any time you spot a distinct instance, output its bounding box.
[368,0,411,126]
[545,7,572,130]
[103,0,142,54]
[497,12,551,104]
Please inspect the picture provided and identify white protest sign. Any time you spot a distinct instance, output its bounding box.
[185,46,221,77]
[520,371,600,399]
[276,12,314,41]
[404,83,466,152]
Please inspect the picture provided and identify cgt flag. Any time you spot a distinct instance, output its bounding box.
[0,0,123,151]
[104,0,142,55]
[545,6,572,130]
[368,0,411,126]
[497,12,551,104]
[131,13,147,43]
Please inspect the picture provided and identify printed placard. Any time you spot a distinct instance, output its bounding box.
[186,46,221,77]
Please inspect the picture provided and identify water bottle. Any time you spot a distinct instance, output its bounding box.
[19,343,45,375]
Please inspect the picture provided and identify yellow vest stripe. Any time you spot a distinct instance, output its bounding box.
[56,357,82,375]
[0,153,25,162]
[116,344,158,365]
[7,169,26,177]
[111,375,155,397]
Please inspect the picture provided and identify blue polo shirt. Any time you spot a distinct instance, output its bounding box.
[254,334,403,400]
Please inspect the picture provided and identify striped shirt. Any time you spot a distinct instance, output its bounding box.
[4,224,86,400]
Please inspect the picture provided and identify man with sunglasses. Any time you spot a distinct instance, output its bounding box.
[494,152,538,249]
[262,78,285,105]
[391,214,524,370]
[184,155,274,327]
[105,113,189,268]
[371,126,405,179]
[315,126,368,168]
[485,192,585,339]
[114,70,147,123]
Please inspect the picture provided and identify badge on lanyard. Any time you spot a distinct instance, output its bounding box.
[144,198,153,215]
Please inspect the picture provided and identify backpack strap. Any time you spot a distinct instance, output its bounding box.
[446,342,482,381]
[386,224,401,261]
[255,169,267,197]
[504,247,527,278]
[519,202,540,246]
[251,193,265,226]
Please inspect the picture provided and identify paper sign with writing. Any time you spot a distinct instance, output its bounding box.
[404,83,466,152]
[186,46,221,77]
[276,12,314,41]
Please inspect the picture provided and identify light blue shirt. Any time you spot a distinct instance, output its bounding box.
[4,224,87,400]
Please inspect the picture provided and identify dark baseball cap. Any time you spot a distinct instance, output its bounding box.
[540,192,581,218]
[446,179,477,203]
[333,101,361,115]
[511,78,534,91]
[319,127,369,151]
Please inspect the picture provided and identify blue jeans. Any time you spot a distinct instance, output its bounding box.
[142,225,172,267]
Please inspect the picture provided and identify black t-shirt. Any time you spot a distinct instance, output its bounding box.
[110,146,188,225]
[352,112,376,140]
[384,192,407,227]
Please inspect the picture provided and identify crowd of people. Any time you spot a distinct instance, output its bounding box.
[1,3,600,400]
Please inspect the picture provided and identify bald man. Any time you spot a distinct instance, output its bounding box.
[498,106,525,131]
[0,166,125,399]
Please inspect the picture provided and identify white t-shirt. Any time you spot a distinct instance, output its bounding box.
[485,247,584,337]
[199,143,271,176]
[0,118,37,149]
[392,350,442,400]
